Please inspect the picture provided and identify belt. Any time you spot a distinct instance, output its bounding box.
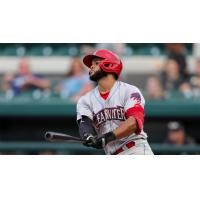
[112,141,135,155]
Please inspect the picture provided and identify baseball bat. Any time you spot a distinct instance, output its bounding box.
[45,131,84,143]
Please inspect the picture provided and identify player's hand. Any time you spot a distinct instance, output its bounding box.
[82,133,96,147]
[91,135,106,149]
[92,132,116,149]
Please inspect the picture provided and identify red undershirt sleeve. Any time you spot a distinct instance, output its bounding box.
[124,89,145,135]
[125,103,144,134]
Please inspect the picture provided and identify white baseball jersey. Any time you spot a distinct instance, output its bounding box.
[77,81,149,155]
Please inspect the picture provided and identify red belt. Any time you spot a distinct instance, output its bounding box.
[112,141,135,155]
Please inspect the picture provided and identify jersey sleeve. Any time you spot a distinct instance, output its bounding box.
[77,95,93,121]
[124,86,145,134]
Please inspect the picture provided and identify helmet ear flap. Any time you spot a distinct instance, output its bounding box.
[99,59,113,68]
[104,63,110,67]
[103,62,112,68]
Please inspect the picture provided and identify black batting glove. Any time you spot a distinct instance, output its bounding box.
[82,133,96,147]
[92,131,116,149]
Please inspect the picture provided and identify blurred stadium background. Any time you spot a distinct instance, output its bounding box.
[0,43,200,155]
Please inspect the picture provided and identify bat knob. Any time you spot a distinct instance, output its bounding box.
[44,132,53,141]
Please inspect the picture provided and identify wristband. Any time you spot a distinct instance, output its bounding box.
[104,131,116,144]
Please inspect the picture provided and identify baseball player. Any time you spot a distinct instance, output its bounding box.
[77,49,153,155]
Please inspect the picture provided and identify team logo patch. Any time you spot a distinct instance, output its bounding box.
[130,92,141,103]
[93,106,126,127]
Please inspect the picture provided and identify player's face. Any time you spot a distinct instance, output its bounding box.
[89,58,101,76]
[89,58,107,82]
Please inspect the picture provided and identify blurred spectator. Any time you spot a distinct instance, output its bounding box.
[165,121,196,145]
[1,72,15,92]
[165,43,188,77]
[57,57,93,102]
[95,43,130,56]
[2,58,50,95]
[161,58,192,98]
[190,59,200,95]
[145,76,164,99]
[80,44,95,55]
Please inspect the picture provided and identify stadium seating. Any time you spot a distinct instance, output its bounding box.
[0,43,193,56]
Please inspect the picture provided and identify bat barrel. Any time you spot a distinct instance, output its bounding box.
[44,131,83,143]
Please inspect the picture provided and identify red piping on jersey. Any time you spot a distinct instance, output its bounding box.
[99,91,110,100]
[125,104,144,134]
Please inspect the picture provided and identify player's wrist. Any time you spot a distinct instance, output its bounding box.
[104,131,116,144]
[91,132,116,149]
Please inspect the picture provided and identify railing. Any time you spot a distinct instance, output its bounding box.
[0,142,199,154]
[1,98,200,117]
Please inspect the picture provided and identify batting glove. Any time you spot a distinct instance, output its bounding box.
[82,133,96,147]
[92,132,116,149]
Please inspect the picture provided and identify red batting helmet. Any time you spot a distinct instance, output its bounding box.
[83,49,123,76]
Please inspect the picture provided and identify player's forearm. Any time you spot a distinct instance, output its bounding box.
[113,116,138,139]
